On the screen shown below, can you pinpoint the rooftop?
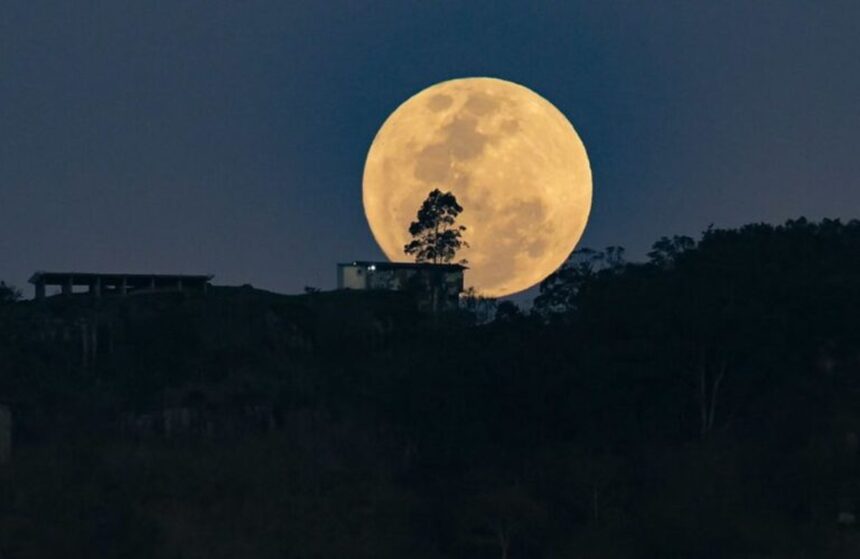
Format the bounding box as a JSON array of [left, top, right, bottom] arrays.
[[339, 261, 467, 271], [29, 272, 214, 285]]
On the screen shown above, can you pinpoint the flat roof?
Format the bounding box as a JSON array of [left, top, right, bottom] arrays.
[[338, 261, 466, 271], [29, 272, 214, 284]]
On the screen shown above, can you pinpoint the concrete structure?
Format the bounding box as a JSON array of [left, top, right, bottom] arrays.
[[337, 261, 466, 311], [29, 272, 213, 300]]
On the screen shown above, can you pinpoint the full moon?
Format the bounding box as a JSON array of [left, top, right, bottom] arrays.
[[363, 77, 592, 298]]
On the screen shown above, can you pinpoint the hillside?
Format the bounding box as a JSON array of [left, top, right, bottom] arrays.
[[0, 218, 859, 558]]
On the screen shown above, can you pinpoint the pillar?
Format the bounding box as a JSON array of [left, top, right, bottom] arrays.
[[0, 404, 11, 465], [120, 277, 128, 296], [35, 281, 45, 300], [91, 277, 101, 298], [62, 276, 72, 296]]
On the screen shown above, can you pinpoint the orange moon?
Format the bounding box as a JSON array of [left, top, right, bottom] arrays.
[[363, 77, 592, 298]]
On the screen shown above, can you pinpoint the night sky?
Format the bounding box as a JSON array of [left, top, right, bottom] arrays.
[[2, 1, 858, 298]]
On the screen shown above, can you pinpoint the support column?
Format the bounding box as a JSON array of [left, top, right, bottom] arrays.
[[62, 276, 72, 296], [35, 281, 45, 300], [0, 404, 10, 465], [91, 277, 101, 299], [120, 277, 128, 296]]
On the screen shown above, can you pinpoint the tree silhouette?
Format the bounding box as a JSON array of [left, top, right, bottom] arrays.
[[461, 286, 497, 324], [0, 281, 20, 305], [494, 301, 523, 322], [404, 189, 469, 264], [533, 246, 625, 318], [647, 235, 695, 268]]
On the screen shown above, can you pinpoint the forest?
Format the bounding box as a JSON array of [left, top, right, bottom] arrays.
[[0, 217, 858, 558]]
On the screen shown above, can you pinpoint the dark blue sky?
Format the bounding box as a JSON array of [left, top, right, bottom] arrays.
[[2, 1, 858, 297]]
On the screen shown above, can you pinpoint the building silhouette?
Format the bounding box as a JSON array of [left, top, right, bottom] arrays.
[[336, 261, 465, 311], [29, 272, 213, 300]]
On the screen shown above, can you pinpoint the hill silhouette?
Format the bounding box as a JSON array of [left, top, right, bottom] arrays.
[[0, 217, 859, 558]]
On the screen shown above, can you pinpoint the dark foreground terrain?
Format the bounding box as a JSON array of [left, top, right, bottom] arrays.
[[1, 218, 859, 558]]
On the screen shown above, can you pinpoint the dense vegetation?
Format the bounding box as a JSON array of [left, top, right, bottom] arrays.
[[0, 218, 859, 558]]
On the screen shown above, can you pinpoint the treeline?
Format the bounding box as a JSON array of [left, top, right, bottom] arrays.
[[0, 218, 858, 558]]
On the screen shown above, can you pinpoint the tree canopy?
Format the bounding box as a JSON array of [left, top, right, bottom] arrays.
[[0, 281, 21, 305], [404, 189, 469, 264]]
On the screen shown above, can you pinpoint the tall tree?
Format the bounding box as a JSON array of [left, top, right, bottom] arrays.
[[404, 189, 469, 264]]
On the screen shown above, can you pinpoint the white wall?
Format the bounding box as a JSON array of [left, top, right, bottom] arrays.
[[339, 266, 368, 290]]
